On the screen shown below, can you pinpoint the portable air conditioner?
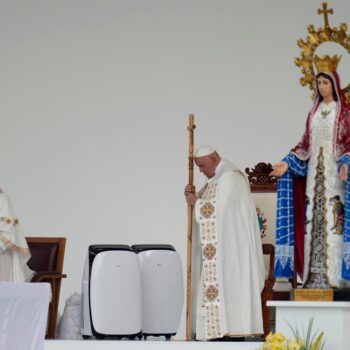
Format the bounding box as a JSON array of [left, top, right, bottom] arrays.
[[132, 244, 184, 339], [81, 245, 142, 339]]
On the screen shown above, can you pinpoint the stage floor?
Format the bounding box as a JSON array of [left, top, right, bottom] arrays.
[[45, 340, 263, 350]]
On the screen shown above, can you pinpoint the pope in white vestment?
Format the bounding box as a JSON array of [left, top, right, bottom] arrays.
[[185, 146, 265, 340], [0, 190, 33, 282]]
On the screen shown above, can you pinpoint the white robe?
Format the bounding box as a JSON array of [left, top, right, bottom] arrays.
[[191, 159, 265, 340], [0, 193, 33, 282]]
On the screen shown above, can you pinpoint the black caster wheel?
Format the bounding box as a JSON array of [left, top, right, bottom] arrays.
[[82, 335, 90, 340]]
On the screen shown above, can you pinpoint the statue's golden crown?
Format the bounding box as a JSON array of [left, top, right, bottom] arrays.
[[313, 54, 341, 73]]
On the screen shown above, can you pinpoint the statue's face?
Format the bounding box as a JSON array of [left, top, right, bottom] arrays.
[[195, 155, 216, 179], [317, 75, 333, 101]]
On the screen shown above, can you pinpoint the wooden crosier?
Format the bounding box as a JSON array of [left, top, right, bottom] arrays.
[[186, 114, 195, 341]]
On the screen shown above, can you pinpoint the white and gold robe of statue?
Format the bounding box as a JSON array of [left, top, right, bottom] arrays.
[[191, 159, 265, 340], [303, 101, 349, 288], [0, 192, 33, 282]]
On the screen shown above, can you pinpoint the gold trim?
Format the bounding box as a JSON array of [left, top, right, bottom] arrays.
[[294, 2, 350, 104]]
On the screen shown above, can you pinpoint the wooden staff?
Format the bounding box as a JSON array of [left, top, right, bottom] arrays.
[[186, 114, 196, 341]]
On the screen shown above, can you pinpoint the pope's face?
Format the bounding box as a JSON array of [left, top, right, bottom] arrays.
[[195, 156, 216, 178], [317, 76, 333, 101]]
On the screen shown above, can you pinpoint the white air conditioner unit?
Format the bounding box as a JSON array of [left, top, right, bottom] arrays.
[[81, 245, 142, 339], [132, 244, 184, 340]]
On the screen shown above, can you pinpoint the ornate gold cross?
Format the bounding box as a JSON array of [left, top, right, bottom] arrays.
[[318, 2, 333, 28]]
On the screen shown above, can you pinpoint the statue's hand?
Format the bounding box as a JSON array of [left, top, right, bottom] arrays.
[[270, 162, 289, 177], [339, 164, 348, 181]]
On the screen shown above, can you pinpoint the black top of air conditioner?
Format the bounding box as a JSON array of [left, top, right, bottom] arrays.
[[89, 245, 133, 254], [131, 244, 175, 253]]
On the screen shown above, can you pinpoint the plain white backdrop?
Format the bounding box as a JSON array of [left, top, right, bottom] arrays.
[[1, 0, 350, 339]]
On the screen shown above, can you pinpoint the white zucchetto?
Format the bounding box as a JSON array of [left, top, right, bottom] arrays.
[[195, 145, 216, 158]]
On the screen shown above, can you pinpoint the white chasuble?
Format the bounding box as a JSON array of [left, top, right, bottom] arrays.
[[0, 193, 33, 282], [192, 160, 265, 340]]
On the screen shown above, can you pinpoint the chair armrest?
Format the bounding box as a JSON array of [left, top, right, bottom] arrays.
[[262, 243, 276, 290], [264, 277, 276, 291], [31, 271, 67, 283]]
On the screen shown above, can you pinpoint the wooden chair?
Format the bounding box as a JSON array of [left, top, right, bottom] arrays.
[[26, 237, 67, 339], [261, 243, 275, 335], [245, 162, 277, 336], [246, 162, 297, 334]]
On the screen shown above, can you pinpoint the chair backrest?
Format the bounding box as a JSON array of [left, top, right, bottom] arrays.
[[245, 162, 277, 245], [26, 237, 66, 273]]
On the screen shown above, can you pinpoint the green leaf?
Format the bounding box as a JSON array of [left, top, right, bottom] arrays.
[[305, 318, 314, 348]]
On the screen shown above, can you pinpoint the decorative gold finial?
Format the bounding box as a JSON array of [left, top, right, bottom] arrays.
[[294, 3, 350, 104], [314, 54, 341, 73], [318, 2, 333, 28]]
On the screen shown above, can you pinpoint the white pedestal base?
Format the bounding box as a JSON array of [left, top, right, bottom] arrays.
[[44, 340, 263, 350], [267, 301, 350, 350]]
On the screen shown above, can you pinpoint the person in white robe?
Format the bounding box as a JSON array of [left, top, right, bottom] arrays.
[[184, 146, 265, 340], [0, 189, 33, 281]]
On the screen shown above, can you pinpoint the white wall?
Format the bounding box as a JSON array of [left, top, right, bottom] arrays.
[[1, 0, 350, 338]]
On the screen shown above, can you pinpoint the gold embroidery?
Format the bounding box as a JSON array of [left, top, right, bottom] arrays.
[[1, 217, 19, 226], [200, 202, 215, 218], [200, 221, 217, 241], [200, 180, 222, 339], [203, 243, 216, 260], [201, 183, 217, 200], [205, 304, 222, 338], [205, 285, 219, 302]]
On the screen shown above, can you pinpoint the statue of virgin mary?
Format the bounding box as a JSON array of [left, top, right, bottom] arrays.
[[272, 54, 350, 288]]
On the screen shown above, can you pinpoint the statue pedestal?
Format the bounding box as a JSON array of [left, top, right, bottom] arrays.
[[267, 301, 350, 350]]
